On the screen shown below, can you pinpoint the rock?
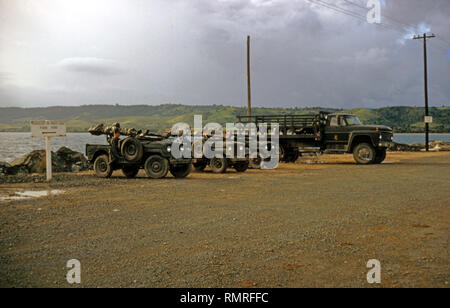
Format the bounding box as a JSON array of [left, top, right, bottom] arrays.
[[429, 140, 450, 151], [56, 147, 90, 172], [7, 147, 90, 175], [410, 142, 425, 148], [0, 161, 11, 175], [389, 142, 424, 152], [10, 150, 50, 174]]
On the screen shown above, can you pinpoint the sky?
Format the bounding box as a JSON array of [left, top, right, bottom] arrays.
[[0, 0, 449, 109]]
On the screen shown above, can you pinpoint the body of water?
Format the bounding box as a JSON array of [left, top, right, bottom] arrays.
[[0, 132, 449, 163], [393, 134, 450, 145], [0, 133, 107, 163]]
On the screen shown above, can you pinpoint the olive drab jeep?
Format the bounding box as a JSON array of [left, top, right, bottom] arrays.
[[86, 124, 192, 179]]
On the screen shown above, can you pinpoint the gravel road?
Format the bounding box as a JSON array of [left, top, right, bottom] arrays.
[[0, 152, 449, 288]]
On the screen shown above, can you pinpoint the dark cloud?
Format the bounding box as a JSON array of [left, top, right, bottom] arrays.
[[0, 0, 448, 108], [57, 57, 125, 76]]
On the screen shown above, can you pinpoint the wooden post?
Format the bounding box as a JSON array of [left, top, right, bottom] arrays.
[[247, 35, 252, 117], [45, 136, 52, 181]]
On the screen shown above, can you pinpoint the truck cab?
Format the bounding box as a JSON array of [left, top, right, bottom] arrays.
[[323, 113, 394, 164]]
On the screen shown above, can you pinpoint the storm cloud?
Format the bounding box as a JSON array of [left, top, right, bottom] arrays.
[[57, 57, 124, 75], [0, 0, 449, 108]]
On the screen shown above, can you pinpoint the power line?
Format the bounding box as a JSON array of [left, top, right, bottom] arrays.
[[307, 0, 405, 35], [306, 0, 449, 54], [342, 0, 450, 51]]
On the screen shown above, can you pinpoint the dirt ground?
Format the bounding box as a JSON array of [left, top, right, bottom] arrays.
[[0, 152, 449, 288]]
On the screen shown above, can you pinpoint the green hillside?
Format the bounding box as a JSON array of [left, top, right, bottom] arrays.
[[0, 105, 448, 133]]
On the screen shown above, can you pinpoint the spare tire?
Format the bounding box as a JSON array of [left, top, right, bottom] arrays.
[[121, 137, 143, 163]]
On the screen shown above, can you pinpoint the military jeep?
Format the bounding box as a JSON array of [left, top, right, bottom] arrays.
[[86, 126, 192, 179]]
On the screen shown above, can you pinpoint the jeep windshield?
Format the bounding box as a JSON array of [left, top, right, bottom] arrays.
[[343, 115, 362, 126]]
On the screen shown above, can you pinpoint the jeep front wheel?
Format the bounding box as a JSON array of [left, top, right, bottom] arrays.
[[122, 166, 140, 178], [94, 155, 113, 178], [144, 155, 169, 179], [170, 164, 192, 178], [353, 143, 376, 164]]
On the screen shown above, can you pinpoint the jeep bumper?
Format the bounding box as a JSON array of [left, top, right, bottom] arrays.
[[378, 141, 394, 148]]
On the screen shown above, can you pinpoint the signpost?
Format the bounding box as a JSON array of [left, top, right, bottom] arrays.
[[30, 121, 66, 181]]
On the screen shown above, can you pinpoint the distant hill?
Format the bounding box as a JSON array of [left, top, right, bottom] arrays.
[[0, 104, 449, 133]]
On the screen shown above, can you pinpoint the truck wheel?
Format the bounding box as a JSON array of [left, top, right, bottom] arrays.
[[121, 137, 143, 163], [353, 143, 376, 164], [144, 155, 169, 179], [234, 161, 249, 172], [210, 158, 228, 173], [94, 155, 113, 178], [373, 149, 387, 164], [249, 157, 262, 169], [193, 161, 207, 172], [170, 164, 192, 178], [288, 150, 299, 163], [278, 146, 285, 162], [122, 166, 140, 178]]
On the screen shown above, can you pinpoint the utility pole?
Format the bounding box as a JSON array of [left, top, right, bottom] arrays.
[[413, 33, 435, 152], [247, 35, 252, 117]]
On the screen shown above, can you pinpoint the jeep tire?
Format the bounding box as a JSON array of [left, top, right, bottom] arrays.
[[121, 137, 144, 163], [94, 155, 113, 178], [144, 155, 169, 179], [170, 164, 192, 178]]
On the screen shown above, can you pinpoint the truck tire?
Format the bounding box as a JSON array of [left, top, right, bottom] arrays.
[[121, 137, 143, 163], [122, 166, 140, 178], [373, 149, 387, 164], [353, 143, 376, 164], [170, 164, 192, 178], [234, 161, 249, 172], [144, 155, 169, 179], [210, 157, 228, 173], [249, 157, 262, 169], [94, 155, 113, 178], [278, 145, 285, 162], [193, 160, 207, 171]]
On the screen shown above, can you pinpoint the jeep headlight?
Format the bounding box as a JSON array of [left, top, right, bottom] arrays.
[[239, 145, 244, 152], [167, 145, 171, 152], [379, 134, 383, 140]]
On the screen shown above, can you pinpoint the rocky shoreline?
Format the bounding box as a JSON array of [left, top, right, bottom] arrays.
[[0, 147, 90, 184], [388, 140, 450, 152]]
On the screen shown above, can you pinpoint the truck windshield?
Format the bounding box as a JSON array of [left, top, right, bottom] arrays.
[[344, 116, 362, 125]]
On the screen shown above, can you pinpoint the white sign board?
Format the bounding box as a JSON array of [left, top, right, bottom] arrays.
[[424, 116, 433, 124], [30, 121, 66, 181], [31, 120, 66, 138]]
